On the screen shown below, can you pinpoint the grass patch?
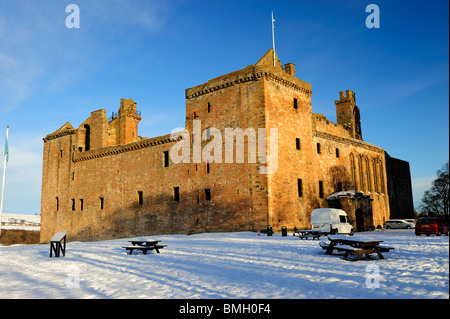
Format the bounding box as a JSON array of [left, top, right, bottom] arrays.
[[0, 229, 40, 246]]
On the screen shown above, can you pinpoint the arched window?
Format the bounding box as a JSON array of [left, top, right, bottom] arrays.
[[379, 160, 386, 194], [373, 158, 379, 193], [365, 157, 372, 192], [358, 155, 364, 192], [350, 153, 356, 190]]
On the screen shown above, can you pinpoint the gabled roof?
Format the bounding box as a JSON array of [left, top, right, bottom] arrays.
[[255, 48, 283, 69]]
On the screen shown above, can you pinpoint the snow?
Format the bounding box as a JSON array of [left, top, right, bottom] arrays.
[[1, 213, 40, 231], [0, 229, 448, 299]]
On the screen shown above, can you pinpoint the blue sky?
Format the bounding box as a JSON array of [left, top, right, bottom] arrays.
[[0, 0, 448, 215]]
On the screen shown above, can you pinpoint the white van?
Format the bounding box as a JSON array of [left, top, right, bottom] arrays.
[[310, 208, 354, 235]]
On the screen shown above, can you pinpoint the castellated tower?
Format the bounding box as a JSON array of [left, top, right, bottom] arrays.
[[40, 49, 411, 243], [335, 90, 363, 140]]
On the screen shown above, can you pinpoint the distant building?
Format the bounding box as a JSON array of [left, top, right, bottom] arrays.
[[40, 49, 414, 242]]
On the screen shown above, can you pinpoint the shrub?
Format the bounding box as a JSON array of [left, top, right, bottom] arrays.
[[0, 230, 40, 246]]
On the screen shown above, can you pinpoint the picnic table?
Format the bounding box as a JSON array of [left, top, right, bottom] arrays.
[[122, 239, 167, 255], [319, 235, 394, 261], [296, 229, 323, 240]]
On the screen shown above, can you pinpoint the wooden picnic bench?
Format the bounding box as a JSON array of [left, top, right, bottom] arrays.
[[50, 232, 67, 258], [122, 240, 167, 255], [319, 235, 394, 261], [296, 229, 323, 240]]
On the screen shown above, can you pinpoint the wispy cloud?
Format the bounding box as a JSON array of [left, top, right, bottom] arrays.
[[0, 0, 171, 113]]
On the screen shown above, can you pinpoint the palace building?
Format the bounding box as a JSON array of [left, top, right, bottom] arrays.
[[40, 49, 414, 242]]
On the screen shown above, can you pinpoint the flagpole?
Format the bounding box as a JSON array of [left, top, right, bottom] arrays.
[[272, 11, 276, 67], [0, 126, 9, 237]]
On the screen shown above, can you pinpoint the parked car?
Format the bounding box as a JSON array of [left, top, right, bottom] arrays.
[[310, 208, 354, 235], [404, 219, 417, 227], [415, 217, 449, 236], [384, 219, 415, 229]]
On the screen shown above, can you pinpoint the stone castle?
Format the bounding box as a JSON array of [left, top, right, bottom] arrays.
[[40, 49, 414, 242]]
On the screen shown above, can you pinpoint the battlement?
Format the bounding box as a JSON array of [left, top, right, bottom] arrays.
[[335, 89, 356, 104]]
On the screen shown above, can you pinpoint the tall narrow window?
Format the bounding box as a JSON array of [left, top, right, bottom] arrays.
[[296, 138, 301, 150], [319, 181, 324, 198], [337, 182, 343, 192], [373, 159, 379, 193], [207, 102, 211, 113], [379, 161, 386, 194], [79, 199, 84, 211], [365, 157, 372, 192], [138, 191, 143, 205], [205, 127, 211, 141], [56, 197, 59, 211], [99, 197, 104, 210], [71, 199, 75, 211], [359, 155, 364, 191], [336, 148, 340, 158], [297, 179, 303, 197], [293, 98, 298, 109], [204, 189, 211, 201], [317, 143, 321, 154], [206, 162, 210, 174], [163, 151, 169, 167], [350, 154, 356, 190], [84, 124, 90, 151], [173, 187, 180, 202]]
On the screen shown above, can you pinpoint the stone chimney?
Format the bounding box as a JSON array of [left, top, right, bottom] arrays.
[[284, 63, 295, 77]]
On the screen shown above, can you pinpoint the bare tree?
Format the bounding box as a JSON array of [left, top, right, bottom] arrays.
[[420, 162, 449, 223]]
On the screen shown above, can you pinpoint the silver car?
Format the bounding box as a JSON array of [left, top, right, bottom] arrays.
[[384, 219, 415, 229]]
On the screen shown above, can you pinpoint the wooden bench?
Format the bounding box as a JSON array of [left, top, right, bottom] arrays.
[[50, 232, 67, 258], [299, 233, 321, 240], [297, 230, 322, 240], [122, 244, 167, 255]]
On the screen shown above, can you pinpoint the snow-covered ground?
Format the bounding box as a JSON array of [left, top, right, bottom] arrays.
[[0, 229, 448, 299]]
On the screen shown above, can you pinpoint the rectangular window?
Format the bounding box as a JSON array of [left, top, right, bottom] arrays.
[[206, 162, 210, 174], [207, 102, 211, 113], [204, 189, 211, 201], [297, 179, 303, 197], [173, 187, 180, 202], [317, 143, 321, 154], [319, 181, 324, 198], [296, 138, 301, 150], [56, 197, 59, 211], [293, 98, 298, 109], [336, 148, 340, 158], [205, 127, 211, 141], [193, 111, 197, 119], [337, 182, 343, 192], [99, 197, 104, 210], [71, 199, 75, 211], [138, 191, 143, 205], [163, 151, 169, 167], [79, 199, 84, 211]]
